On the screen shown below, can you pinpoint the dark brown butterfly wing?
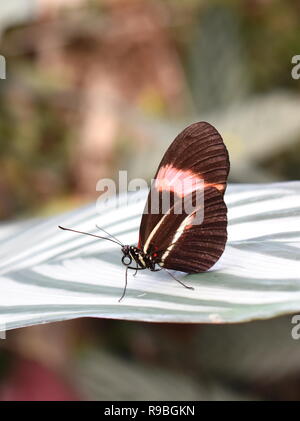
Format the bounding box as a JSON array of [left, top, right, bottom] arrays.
[[153, 121, 229, 194], [160, 187, 227, 272], [138, 121, 229, 272]]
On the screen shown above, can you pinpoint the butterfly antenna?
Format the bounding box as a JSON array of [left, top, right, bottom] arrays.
[[58, 226, 122, 247], [95, 224, 124, 246], [119, 265, 128, 302], [157, 264, 194, 290]]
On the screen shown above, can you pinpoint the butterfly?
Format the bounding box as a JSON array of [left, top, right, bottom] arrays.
[[59, 121, 230, 301]]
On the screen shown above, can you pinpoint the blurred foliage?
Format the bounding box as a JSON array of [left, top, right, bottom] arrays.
[[0, 0, 299, 220], [239, 0, 300, 93]]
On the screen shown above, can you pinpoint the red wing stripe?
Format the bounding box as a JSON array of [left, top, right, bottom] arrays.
[[155, 164, 225, 195], [155, 165, 204, 198]]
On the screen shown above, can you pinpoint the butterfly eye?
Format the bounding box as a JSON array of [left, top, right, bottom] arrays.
[[122, 255, 132, 266]]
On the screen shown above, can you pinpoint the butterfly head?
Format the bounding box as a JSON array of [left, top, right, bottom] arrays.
[[121, 245, 133, 266], [121, 245, 148, 269]]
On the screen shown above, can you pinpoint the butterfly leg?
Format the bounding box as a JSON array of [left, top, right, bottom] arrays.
[[157, 264, 194, 290], [132, 262, 139, 276], [119, 265, 129, 302], [119, 266, 146, 302], [127, 266, 145, 271]]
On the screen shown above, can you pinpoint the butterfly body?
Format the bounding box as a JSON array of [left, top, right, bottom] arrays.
[[121, 245, 161, 272]]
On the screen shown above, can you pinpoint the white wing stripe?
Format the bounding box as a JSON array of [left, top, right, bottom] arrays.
[[160, 213, 195, 263], [143, 211, 170, 253]]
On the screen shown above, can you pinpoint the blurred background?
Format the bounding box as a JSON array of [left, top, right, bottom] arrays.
[[0, 0, 300, 401]]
